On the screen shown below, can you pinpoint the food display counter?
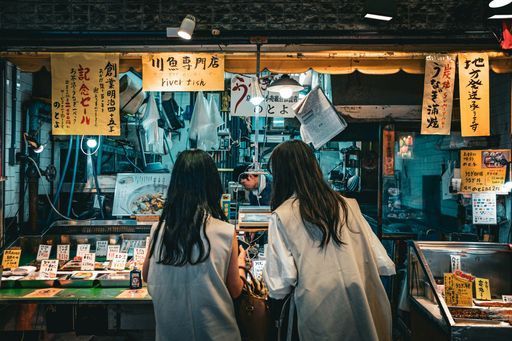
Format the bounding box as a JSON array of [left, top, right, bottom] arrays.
[[0, 220, 155, 335], [408, 241, 512, 341]]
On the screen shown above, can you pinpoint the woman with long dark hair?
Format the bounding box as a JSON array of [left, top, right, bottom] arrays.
[[143, 150, 246, 341], [263, 140, 395, 341]]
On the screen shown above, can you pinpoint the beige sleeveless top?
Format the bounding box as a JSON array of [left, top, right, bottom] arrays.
[[148, 217, 241, 341]]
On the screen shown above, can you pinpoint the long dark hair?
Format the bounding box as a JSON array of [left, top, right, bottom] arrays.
[[270, 140, 349, 248], [149, 149, 226, 265]]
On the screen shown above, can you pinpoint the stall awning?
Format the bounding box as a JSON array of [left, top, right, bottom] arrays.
[[2, 51, 512, 75]]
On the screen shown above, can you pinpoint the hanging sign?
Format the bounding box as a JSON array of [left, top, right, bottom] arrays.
[[460, 150, 510, 193], [458, 53, 490, 137], [472, 193, 497, 225], [421, 55, 455, 135], [142, 53, 224, 91], [51, 53, 120, 136], [230, 74, 299, 118], [383, 127, 395, 176], [1, 248, 22, 269]]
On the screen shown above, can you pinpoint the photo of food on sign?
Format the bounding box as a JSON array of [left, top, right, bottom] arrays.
[[482, 151, 509, 168]]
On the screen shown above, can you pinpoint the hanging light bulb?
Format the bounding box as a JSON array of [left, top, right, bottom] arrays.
[[249, 77, 264, 105], [267, 74, 304, 100], [86, 137, 98, 149], [489, 0, 512, 8]]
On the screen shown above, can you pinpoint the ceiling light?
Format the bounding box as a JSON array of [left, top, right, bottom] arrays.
[[249, 77, 264, 105], [364, 0, 396, 21], [267, 74, 304, 100], [489, 0, 512, 8], [178, 15, 196, 40], [489, 14, 512, 18]]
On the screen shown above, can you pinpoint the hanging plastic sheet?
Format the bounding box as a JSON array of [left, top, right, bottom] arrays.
[[142, 94, 164, 154], [189, 92, 225, 150]]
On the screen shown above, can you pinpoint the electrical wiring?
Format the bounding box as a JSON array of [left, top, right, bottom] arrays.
[[26, 156, 94, 222], [121, 144, 143, 173]]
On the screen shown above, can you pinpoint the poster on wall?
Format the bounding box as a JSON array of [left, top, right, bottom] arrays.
[[51, 53, 120, 135], [420, 55, 455, 135], [112, 173, 171, 216], [142, 53, 224, 91], [383, 127, 395, 176], [460, 149, 510, 193], [472, 192, 497, 225], [230, 74, 299, 118], [458, 53, 490, 137]]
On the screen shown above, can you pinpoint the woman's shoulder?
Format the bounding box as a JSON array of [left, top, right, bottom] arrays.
[[208, 216, 235, 231]]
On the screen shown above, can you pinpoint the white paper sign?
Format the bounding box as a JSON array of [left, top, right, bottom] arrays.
[[252, 260, 266, 279], [111, 252, 128, 270], [76, 244, 91, 258], [230, 74, 299, 118], [36, 245, 52, 261], [472, 193, 497, 225], [38, 260, 59, 279], [503, 295, 512, 303], [107, 245, 121, 261], [133, 248, 147, 265], [57, 245, 70, 261], [450, 255, 461, 272], [81, 253, 96, 271], [96, 241, 108, 257]]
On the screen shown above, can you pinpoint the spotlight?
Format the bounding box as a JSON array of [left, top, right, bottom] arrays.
[[267, 74, 304, 100], [178, 15, 196, 40], [489, 0, 512, 8], [249, 77, 264, 105], [364, 0, 395, 21], [86, 138, 98, 149], [23, 133, 44, 154]]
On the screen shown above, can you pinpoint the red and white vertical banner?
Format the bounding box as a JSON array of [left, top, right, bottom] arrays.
[[421, 55, 455, 135], [458, 53, 490, 137], [51, 53, 120, 136]]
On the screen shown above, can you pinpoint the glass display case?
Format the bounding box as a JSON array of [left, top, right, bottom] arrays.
[[408, 241, 512, 340]]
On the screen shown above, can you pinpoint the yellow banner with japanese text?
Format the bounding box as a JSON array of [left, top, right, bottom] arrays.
[[458, 53, 490, 137], [142, 53, 225, 91], [421, 55, 455, 135], [460, 149, 510, 193], [51, 53, 120, 136]]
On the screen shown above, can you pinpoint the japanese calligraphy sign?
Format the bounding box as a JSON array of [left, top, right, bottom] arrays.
[[421, 55, 455, 135], [461, 150, 510, 193], [57, 245, 70, 261], [383, 127, 395, 176], [1, 248, 21, 269], [142, 53, 224, 91], [51, 53, 120, 135], [444, 272, 473, 307], [230, 74, 299, 118], [474, 278, 491, 301], [458, 53, 490, 137], [36, 245, 52, 261]]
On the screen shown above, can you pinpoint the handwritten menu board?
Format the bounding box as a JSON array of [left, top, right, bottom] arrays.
[[142, 53, 224, 91], [472, 193, 497, 225], [460, 150, 510, 193], [51, 53, 120, 136], [421, 55, 455, 135], [444, 272, 473, 307], [1, 248, 21, 269], [475, 278, 491, 301], [458, 53, 490, 137]]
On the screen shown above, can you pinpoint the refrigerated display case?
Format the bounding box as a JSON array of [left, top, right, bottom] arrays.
[[408, 241, 512, 341]]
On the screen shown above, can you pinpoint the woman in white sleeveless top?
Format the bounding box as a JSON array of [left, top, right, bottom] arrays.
[[143, 150, 247, 341], [263, 140, 395, 341]]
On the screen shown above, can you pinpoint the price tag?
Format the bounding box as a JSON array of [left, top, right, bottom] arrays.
[[503, 295, 512, 303], [38, 260, 59, 279], [444, 272, 473, 307], [133, 248, 146, 265], [96, 241, 108, 257], [450, 255, 461, 272], [474, 277, 491, 301], [76, 244, 91, 258], [57, 245, 70, 261], [107, 245, 120, 261], [2, 248, 22, 269], [111, 252, 128, 270], [252, 260, 266, 279], [81, 253, 96, 271], [36, 245, 52, 261]]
